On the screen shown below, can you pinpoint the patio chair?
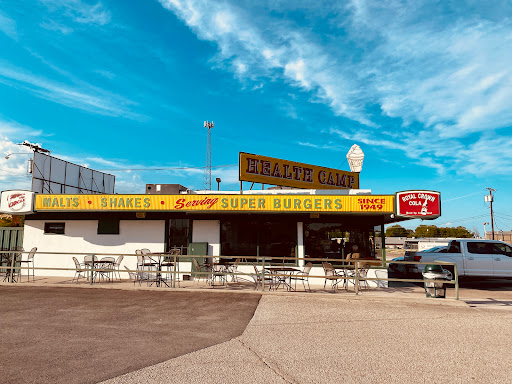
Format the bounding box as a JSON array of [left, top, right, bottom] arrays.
[[114, 255, 124, 280], [124, 266, 137, 281], [322, 262, 342, 291], [72, 257, 86, 283], [344, 262, 370, 291], [290, 262, 313, 291], [18, 247, 37, 282], [230, 258, 241, 282], [135, 255, 144, 285], [358, 265, 370, 290], [98, 257, 116, 282], [161, 249, 181, 287], [192, 258, 210, 285], [135, 254, 157, 286], [344, 262, 370, 290], [210, 263, 227, 286], [252, 264, 274, 290], [84, 255, 98, 281]]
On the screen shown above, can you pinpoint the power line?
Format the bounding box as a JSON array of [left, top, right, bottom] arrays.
[[442, 213, 488, 225], [444, 190, 486, 202], [95, 164, 237, 172]]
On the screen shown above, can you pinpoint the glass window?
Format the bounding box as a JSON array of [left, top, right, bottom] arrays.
[[467, 242, 495, 255], [97, 218, 119, 234], [448, 241, 461, 253], [259, 221, 297, 264], [44, 222, 65, 234], [221, 218, 297, 265], [492, 243, 512, 256], [304, 222, 379, 266], [168, 219, 190, 255]]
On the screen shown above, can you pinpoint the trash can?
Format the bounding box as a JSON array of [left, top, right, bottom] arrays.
[[422, 264, 450, 298]]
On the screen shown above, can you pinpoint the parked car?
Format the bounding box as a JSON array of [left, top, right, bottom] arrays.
[[405, 239, 512, 278], [389, 246, 449, 277]]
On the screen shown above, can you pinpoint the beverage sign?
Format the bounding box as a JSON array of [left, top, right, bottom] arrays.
[[239, 152, 359, 190], [396, 191, 441, 219], [0, 190, 35, 214]]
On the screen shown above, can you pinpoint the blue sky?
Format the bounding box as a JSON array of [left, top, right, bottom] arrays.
[[1, 0, 512, 234]]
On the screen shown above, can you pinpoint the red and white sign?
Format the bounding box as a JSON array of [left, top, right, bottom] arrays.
[[396, 190, 441, 219], [0, 190, 34, 214]]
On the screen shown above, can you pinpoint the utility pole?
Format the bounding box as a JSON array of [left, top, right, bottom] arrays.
[[485, 188, 495, 240], [203, 121, 214, 190], [482, 222, 489, 239]]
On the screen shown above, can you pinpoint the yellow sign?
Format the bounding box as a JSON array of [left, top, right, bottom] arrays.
[[239, 152, 360, 190], [35, 194, 393, 213]]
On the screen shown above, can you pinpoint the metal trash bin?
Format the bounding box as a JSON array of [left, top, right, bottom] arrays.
[[422, 264, 450, 298]]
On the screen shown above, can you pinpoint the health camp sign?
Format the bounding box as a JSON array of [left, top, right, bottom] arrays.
[[396, 190, 441, 219], [35, 194, 394, 214], [239, 152, 359, 190]]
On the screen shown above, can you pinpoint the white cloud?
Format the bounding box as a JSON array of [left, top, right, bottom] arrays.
[[41, 0, 111, 26], [158, 0, 512, 176], [0, 137, 33, 188], [0, 63, 143, 119], [0, 119, 44, 138], [0, 11, 17, 40], [40, 20, 74, 34], [158, 0, 374, 126]]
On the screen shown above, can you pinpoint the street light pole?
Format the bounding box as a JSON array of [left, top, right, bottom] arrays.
[[482, 222, 489, 239], [485, 188, 496, 240]]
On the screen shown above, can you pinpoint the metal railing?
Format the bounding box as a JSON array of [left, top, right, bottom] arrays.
[[0, 250, 459, 300]]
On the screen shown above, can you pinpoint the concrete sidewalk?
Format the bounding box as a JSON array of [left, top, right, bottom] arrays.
[[103, 294, 512, 384]]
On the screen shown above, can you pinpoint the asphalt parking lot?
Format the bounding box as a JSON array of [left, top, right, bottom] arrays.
[[105, 294, 512, 384], [0, 287, 261, 384], [3, 281, 512, 384]]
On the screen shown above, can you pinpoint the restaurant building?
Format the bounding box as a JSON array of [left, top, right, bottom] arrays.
[[0, 152, 442, 285]]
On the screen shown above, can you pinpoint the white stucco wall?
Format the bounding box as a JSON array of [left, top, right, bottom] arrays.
[[192, 220, 220, 257], [23, 220, 165, 277]]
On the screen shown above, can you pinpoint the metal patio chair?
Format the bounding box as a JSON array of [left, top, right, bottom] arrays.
[[192, 258, 210, 285], [97, 257, 116, 282], [72, 257, 86, 283], [290, 262, 313, 291], [18, 247, 37, 282], [84, 255, 98, 282], [252, 264, 274, 290], [114, 255, 124, 281], [322, 262, 342, 291]]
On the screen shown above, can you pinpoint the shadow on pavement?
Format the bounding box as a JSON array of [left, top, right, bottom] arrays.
[[0, 286, 261, 384]]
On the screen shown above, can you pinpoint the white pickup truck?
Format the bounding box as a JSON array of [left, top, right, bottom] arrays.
[[405, 239, 512, 277]]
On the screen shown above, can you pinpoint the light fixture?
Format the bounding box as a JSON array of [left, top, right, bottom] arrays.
[[5, 152, 30, 160], [216, 177, 221, 191], [346, 144, 365, 173]]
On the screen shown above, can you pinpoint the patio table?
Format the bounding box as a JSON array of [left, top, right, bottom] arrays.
[[265, 267, 300, 291], [84, 257, 115, 283], [146, 254, 170, 287]]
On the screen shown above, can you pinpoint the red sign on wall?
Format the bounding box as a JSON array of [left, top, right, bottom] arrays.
[[396, 191, 441, 219]]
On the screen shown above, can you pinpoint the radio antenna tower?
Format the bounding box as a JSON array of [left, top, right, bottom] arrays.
[[203, 121, 214, 190]]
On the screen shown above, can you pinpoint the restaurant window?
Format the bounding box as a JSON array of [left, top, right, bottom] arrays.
[[304, 223, 380, 266], [221, 217, 297, 265], [167, 219, 190, 255], [44, 222, 65, 234], [97, 218, 120, 235]]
